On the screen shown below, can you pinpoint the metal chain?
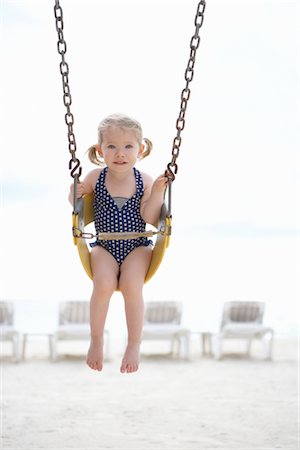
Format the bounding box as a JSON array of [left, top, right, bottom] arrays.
[[54, 0, 82, 180], [53, 0, 205, 182], [167, 0, 206, 181]]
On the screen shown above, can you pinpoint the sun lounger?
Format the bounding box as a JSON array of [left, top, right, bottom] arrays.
[[142, 301, 190, 359], [51, 301, 110, 360], [0, 301, 20, 361], [211, 301, 274, 360]]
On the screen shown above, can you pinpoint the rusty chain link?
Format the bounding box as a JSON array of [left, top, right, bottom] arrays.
[[167, 0, 206, 181], [54, 0, 82, 180]]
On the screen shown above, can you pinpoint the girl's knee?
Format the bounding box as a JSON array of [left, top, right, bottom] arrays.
[[119, 276, 143, 298], [93, 276, 118, 297]]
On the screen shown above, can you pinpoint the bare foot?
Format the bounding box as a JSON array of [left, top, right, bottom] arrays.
[[86, 339, 103, 371], [120, 343, 140, 374]]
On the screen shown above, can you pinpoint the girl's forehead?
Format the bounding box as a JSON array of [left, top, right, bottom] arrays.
[[101, 126, 139, 141]]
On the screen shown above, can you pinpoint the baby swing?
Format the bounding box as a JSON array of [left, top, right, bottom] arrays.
[[53, 0, 206, 283]]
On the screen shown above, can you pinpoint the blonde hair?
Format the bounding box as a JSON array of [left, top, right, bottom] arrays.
[[87, 113, 153, 166]]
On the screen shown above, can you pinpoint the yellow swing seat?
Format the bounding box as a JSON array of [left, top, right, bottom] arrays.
[[72, 192, 171, 284]]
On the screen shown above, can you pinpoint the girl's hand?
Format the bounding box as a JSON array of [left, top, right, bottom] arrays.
[[69, 182, 86, 199], [151, 174, 169, 194]]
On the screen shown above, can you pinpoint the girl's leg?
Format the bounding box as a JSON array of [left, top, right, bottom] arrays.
[[87, 246, 119, 371], [118, 246, 152, 373]]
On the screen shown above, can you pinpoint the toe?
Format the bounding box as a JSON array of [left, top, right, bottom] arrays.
[[95, 361, 102, 371], [86, 359, 92, 368]]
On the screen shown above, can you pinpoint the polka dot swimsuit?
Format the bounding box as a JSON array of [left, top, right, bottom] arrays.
[[90, 167, 152, 266]]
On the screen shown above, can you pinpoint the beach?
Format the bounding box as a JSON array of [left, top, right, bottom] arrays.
[[1, 337, 298, 450]]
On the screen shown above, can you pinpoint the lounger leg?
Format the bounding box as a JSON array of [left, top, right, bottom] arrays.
[[12, 335, 20, 362], [202, 332, 212, 356], [212, 334, 222, 360], [50, 335, 58, 361], [22, 334, 27, 361], [180, 333, 190, 360], [185, 334, 190, 360], [264, 331, 274, 360], [206, 333, 213, 356]]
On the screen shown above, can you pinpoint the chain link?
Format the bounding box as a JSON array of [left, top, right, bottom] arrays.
[[167, 0, 206, 181], [54, 0, 82, 179]]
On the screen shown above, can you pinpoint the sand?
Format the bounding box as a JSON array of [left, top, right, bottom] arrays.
[[1, 337, 298, 450]]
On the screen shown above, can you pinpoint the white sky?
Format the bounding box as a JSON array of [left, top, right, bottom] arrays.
[[0, 0, 299, 335]]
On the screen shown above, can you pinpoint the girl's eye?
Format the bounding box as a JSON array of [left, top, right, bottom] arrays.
[[125, 144, 133, 149], [107, 144, 115, 149]]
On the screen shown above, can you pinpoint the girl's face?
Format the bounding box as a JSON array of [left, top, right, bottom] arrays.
[[98, 127, 144, 171]]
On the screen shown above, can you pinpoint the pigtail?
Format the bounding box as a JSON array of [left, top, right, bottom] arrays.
[[87, 145, 105, 167], [139, 137, 153, 160]]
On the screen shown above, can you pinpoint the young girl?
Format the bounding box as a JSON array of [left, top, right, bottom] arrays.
[[69, 113, 168, 373]]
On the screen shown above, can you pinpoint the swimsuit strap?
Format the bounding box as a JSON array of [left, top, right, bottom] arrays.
[[99, 166, 108, 190], [133, 167, 144, 198]]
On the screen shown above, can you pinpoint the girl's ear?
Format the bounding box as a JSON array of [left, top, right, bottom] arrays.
[[95, 144, 103, 156], [138, 144, 144, 158]]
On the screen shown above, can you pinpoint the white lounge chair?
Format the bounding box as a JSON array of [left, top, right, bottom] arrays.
[[142, 301, 190, 359], [211, 301, 274, 360], [51, 301, 110, 360], [0, 301, 20, 361]]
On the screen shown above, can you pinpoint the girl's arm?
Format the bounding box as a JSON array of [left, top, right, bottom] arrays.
[[68, 168, 101, 206], [140, 173, 169, 226]]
